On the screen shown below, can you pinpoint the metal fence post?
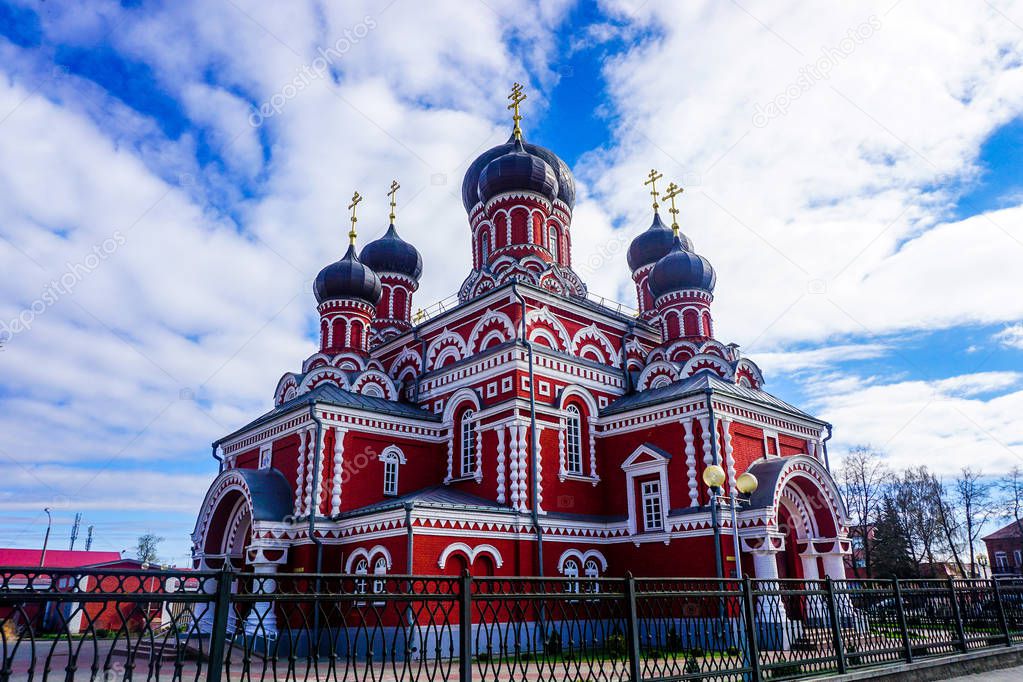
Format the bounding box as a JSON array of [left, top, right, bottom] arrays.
[[824, 577, 847, 674], [459, 570, 473, 682], [947, 578, 968, 653], [623, 572, 642, 682], [892, 578, 913, 663], [740, 577, 762, 682], [992, 578, 1011, 646], [206, 564, 234, 682]]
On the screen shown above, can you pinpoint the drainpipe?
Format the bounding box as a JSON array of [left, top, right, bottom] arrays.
[[620, 321, 635, 393], [512, 284, 544, 577], [413, 327, 427, 404], [822, 422, 833, 472], [705, 386, 725, 581], [307, 404, 325, 640], [212, 442, 224, 473], [404, 502, 415, 573]]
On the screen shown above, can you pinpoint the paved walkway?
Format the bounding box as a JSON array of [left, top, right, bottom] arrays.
[[947, 665, 1023, 680]]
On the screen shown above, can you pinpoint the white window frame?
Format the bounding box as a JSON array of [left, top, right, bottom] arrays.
[[379, 446, 406, 497], [373, 556, 388, 603], [460, 409, 476, 478], [548, 226, 559, 261], [584, 559, 601, 593], [642, 480, 664, 532], [355, 558, 369, 596], [1016, 550, 1022, 568], [621, 445, 671, 537], [563, 559, 580, 594], [566, 406, 583, 475], [996, 551, 1009, 570]]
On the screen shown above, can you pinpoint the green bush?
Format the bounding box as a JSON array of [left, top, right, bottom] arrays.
[[605, 633, 627, 657]]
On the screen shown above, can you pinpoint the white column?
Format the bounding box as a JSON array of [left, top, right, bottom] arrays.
[[535, 425, 544, 513], [751, 550, 787, 623], [588, 423, 598, 481], [244, 564, 278, 636], [558, 420, 567, 481], [330, 428, 346, 516], [496, 427, 507, 503], [517, 423, 529, 512], [312, 427, 326, 516], [821, 552, 847, 580], [445, 428, 454, 483], [474, 419, 483, 483], [295, 429, 307, 516], [721, 419, 736, 495], [800, 552, 827, 620], [509, 423, 521, 511], [684, 418, 698, 507], [303, 426, 315, 516]]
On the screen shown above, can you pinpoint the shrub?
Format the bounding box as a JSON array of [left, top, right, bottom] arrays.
[[545, 630, 562, 656], [605, 633, 627, 657]]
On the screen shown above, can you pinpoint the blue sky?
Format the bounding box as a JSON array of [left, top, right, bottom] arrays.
[[1, 0, 1022, 564]]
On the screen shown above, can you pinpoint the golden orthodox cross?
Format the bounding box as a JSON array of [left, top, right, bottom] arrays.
[[387, 180, 400, 223], [644, 169, 663, 211], [663, 182, 684, 236], [347, 191, 362, 245], [508, 83, 527, 140]]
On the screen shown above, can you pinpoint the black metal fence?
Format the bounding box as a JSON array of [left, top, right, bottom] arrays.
[[2, 566, 1022, 681]]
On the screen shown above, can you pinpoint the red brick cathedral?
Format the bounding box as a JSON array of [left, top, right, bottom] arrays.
[[192, 89, 850, 603]]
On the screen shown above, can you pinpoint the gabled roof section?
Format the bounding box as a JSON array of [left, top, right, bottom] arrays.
[[601, 371, 820, 422], [983, 520, 1023, 542], [218, 382, 440, 445], [343, 485, 508, 517]]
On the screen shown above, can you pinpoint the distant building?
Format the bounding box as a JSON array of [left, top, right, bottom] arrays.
[[983, 521, 1023, 576], [0, 548, 178, 634]]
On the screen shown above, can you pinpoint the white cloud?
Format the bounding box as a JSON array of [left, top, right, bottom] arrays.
[[995, 322, 1023, 350], [819, 371, 1023, 475], [753, 343, 889, 374]]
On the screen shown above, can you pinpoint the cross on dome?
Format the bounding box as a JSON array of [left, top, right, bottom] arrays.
[[644, 169, 663, 212], [347, 190, 363, 245], [663, 182, 684, 236], [508, 82, 527, 141], [387, 180, 400, 223]]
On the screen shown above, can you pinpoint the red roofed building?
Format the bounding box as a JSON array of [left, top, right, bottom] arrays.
[[191, 88, 851, 637], [0, 548, 120, 568], [983, 521, 1023, 576]]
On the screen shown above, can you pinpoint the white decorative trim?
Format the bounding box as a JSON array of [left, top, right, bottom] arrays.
[[330, 428, 347, 516], [721, 418, 735, 494], [496, 427, 506, 503], [344, 545, 393, 573], [437, 542, 504, 569], [621, 444, 671, 536], [684, 418, 698, 507], [557, 548, 609, 573]]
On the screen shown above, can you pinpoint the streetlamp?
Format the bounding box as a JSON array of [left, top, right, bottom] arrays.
[[40, 507, 53, 567], [702, 465, 759, 578]]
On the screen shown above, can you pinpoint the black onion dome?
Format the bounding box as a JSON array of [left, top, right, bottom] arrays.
[[314, 244, 382, 305], [648, 237, 716, 299], [462, 135, 574, 211], [360, 223, 423, 281], [478, 139, 559, 205], [627, 212, 693, 272]]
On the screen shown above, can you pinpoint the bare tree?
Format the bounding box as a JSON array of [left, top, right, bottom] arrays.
[[925, 475, 968, 577], [838, 446, 889, 575], [957, 467, 995, 578], [136, 533, 164, 563], [893, 466, 944, 568], [1002, 466, 1023, 538]]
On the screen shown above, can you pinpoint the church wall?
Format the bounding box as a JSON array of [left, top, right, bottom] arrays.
[[338, 431, 445, 512]]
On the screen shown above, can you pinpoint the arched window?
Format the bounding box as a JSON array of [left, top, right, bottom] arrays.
[[701, 311, 713, 338], [383, 456, 399, 496], [548, 226, 559, 262], [480, 233, 490, 265], [563, 558, 579, 594], [682, 309, 699, 337], [584, 558, 601, 594], [460, 409, 476, 477], [373, 556, 388, 596], [354, 558, 369, 594], [566, 405, 583, 475]]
